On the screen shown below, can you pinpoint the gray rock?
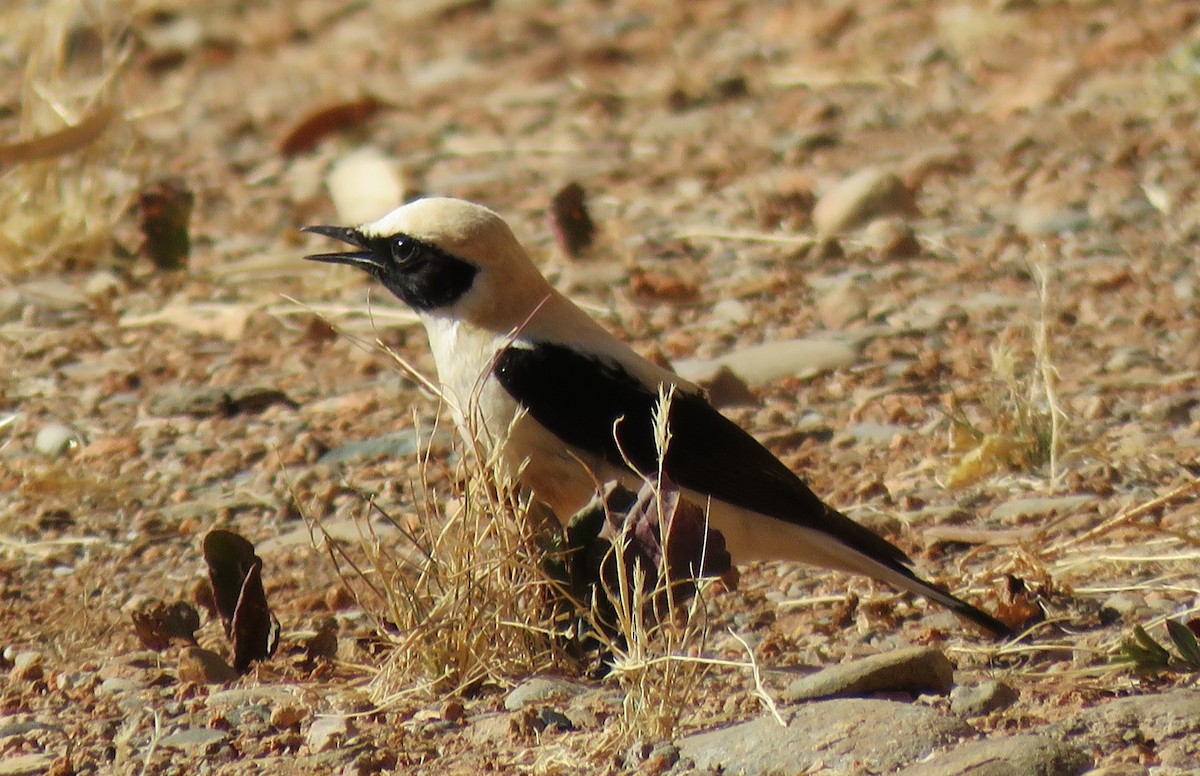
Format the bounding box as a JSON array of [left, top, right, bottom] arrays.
[[98, 677, 146, 695], [16, 279, 87, 312], [950, 680, 1018, 716], [988, 495, 1092, 522], [34, 423, 78, 457], [0, 719, 60, 740], [206, 685, 306, 710], [159, 728, 229, 751], [145, 385, 297, 418], [316, 431, 427, 465], [84, 270, 122, 299], [1051, 688, 1200, 751], [503, 676, 589, 711], [1015, 205, 1093, 235], [699, 366, 757, 409], [817, 282, 869, 329], [679, 698, 969, 774], [840, 422, 908, 445], [895, 734, 1089, 776], [786, 646, 955, 701], [306, 715, 353, 753], [675, 337, 860, 386], [178, 646, 238, 684], [864, 218, 921, 260], [813, 167, 918, 235], [0, 754, 56, 776], [0, 289, 22, 323]]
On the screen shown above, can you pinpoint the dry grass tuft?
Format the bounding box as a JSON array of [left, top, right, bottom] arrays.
[[945, 261, 1066, 487], [1, 0, 140, 274], [353, 419, 572, 701]]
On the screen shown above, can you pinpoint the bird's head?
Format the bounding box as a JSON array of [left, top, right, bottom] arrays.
[[304, 197, 549, 321]]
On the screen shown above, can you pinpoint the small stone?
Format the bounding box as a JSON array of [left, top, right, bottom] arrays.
[[178, 647, 239, 684], [10, 652, 43, 682], [817, 283, 869, 329], [710, 298, 752, 326], [813, 167, 918, 235], [98, 677, 146, 695], [504, 676, 589, 711], [84, 270, 122, 299], [537, 707, 574, 732], [645, 742, 680, 774], [34, 424, 78, 457], [675, 337, 861, 386], [271, 704, 306, 728], [306, 715, 353, 753], [441, 699, 465, 723], [327, 148, 404, 226], [159, 728, 229, 752], [0, 289, 22, 323], [864, 218, 921, 260], [988, 495, 1093, 522], [680, 698, 968, 774], [786, 646, 955, 701], [950, 680, 1018, 716], [893, 733, 1089, 776], [1015, 204, 1093, 235], [0, 754, 56, 776], [700, 366, 757, 409]]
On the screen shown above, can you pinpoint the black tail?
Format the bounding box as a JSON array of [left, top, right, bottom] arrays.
[[903, 569, 1014, 640]]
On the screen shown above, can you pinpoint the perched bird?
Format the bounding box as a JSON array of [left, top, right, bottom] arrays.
[[304, 197, 1012, 638]]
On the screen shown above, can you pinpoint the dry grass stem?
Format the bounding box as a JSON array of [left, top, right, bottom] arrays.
[[1052, 478, 1200, 551], [1, 0, 141, 273]]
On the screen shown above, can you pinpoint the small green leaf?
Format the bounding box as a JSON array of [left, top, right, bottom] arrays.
[[1122, 625, 1171, 670], [1167, 619, 1200, 669]]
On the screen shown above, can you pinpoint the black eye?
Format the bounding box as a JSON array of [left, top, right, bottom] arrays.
[[391, 237, 422, 267]]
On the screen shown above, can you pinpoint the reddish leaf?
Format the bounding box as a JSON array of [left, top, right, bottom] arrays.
[[131, 598, 200, 651], [549, 182, 596, 259], [137, 178, 194, 270], [278, 96, 384, 157], [202, 529, 280, 673]]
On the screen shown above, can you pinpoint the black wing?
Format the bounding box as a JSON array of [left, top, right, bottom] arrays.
[[492, 342, 911, 570]]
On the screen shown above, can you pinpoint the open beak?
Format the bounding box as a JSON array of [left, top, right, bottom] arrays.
[[301, 225, 384, 271]]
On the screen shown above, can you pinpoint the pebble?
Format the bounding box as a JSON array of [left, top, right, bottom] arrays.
[[327, 148, 405, 225], [894, 734, 1089, 776], [503, 676, 589, 711], [306, 715, 353, 753], [98, 677, 147, 695], [1014, 204, 1093, 235], [987, 495, 1093, 522], [864, 218, 921, 259], [34, 423, 78, 457], [675, 336, 861, 386], [84, 270, 122, 299], [10, 652, 43, 682], [817, 282, 869, 329], [178, 647, 239, 684], [699, 365, 758, 409], [207, 686, 305, 710], [316, 431, 430, 465], [710, 298, 752, 326], [159, 728, 229, 752], [950, 680, 1018, 716], [786, 646, 955, 701], [679, 698, 968, 774], [0, 754, 56, 776], [813, 167, 918, 235]]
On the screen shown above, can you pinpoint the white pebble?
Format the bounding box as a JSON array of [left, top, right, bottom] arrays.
[[35, 423, 78, 457]]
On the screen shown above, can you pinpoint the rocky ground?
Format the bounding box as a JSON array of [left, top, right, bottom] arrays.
[[3, 0, 1200, 774]]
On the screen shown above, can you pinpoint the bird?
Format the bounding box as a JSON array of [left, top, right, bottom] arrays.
[[303, 196, 1013, 639]]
